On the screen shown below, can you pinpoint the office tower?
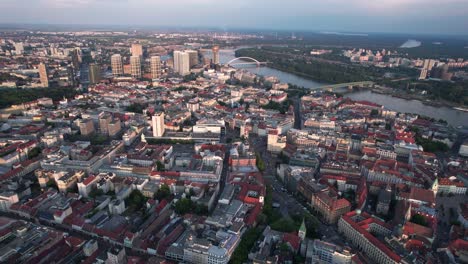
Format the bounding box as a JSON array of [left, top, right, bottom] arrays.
[[111, 54, 124, 77], [88, 63, 101, 84], [131, 43, 143, 57], [152, 112, 165, 138], [186, 50, 199, 68], [173, 51, 190, 76], [38, 63, 49, 87], [67, 66, 76, 87], [212, 45, 220, 65], [130, 56, 142, 79], [150, 56, 161, 79], [71, 49, 81, 69]]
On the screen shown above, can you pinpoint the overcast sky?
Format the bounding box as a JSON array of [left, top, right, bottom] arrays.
[[2, 0, 468, 35]]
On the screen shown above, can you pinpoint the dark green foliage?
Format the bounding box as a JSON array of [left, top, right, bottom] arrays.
[[0, 87, 80, 109], [155, 184, 171, 201], [125, 103, 146, 114], [174, 198, 208, 216], [255, 152, 266, 172], [261, 100, 290, 114], [410, 214, 428, 227], [229, 227, 262, 264], [125, 190, 147, 211], [416, 136, 449, 153]]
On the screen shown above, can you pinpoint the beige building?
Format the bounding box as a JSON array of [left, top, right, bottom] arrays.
[[79, 119, 95, 136], [89, 63, 101, 84], [130, 56, 142, 79], [131, 43, 143, 57], [38, 63, 49, 87], [150, 56, 161, 79], [152, 112, 165, 138], [111, 54, 124, 77]]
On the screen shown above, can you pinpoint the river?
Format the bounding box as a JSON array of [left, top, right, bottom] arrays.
[[205, 48, 468, 127]]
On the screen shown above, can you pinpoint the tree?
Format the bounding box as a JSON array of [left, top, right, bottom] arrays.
[[370, 109, 379, 117], [27, 147, 41, 159], [230, 227, 262, 264], [156, 161, 165, 171], [155, 184, 171, 200], [410, 214, 428, 227], [256, 152, 266, 172], [125, 190, 147, 211], [174, 198, 194, 215]]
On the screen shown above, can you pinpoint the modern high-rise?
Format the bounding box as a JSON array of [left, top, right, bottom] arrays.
[[130, 56, 142, 79], [131, 43, 143, 57], [111, 54, 124, 77], [173, 51, 190, 76], [212, 45, 220, 65], [186, 50, 199, 68], [38, 63, 49, 87], [88, 63, 101, 84], [150, 56, 161, 79], [152, 112, 165, 138]]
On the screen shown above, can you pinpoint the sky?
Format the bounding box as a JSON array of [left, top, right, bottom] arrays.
[[1, 0, 468, 35]]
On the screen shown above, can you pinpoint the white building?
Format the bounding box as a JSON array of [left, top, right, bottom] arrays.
[[174, 51, 190, 76], [152, 112, 165, 138]]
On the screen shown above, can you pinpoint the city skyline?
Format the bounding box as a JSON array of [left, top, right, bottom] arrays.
[[1, 0, 468, 35]]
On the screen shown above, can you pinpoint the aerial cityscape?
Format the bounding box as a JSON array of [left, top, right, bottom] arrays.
[[0, 1, 468, 264]]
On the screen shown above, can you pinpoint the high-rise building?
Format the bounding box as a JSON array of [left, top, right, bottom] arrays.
[[14, 42, 24, 55], [150, 56, 161, 79], [71, 49, 81, 69], [186, 50, 199, 68], [152, 112, 165, 138], [173, 51, 190, 76], [88, 63, 101, 84], [99, 113, 112, 135], [79, 119, 95, 136], [38, 63, 49, 87], [111, 54, 124, 77], [130, 56, 142, 79], [131, 43, 143, 57], [67, 66, 76, 87], [212, 45, 220, 65]]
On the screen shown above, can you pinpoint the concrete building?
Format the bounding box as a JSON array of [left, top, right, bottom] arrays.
[[79, 119, 95, 136], [130, 56, 142, 79], [131, 43, 143, 57], [174, 51, 190, 76], [186, 50, 199, 68], [212, 45, 220, 65], [111, 54, 124, 77], [99, 113, 112, 135], [88, 63, 101, 84], [152, 112, 165, 138], [150, 56, 161, 79], [308, 240, 353, 264], [38, 63, 49, 87], [338, 211, 401, 264], [311, 188, 351, 224]]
